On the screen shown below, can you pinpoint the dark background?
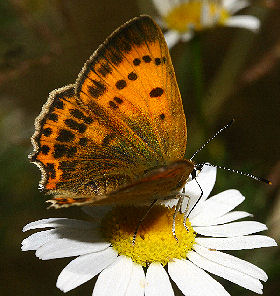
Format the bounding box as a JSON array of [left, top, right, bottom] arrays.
[[0, 0, 279, 295]]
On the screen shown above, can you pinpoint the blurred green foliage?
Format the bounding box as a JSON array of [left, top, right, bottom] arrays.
[[0, 0, 279, 295]]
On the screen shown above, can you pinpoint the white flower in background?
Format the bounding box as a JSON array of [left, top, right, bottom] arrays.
[[22, 166, 276, 295], [152, 0, 261, 48]]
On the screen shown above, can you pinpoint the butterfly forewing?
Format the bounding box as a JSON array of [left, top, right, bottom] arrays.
[[76, 15, 186, 164]]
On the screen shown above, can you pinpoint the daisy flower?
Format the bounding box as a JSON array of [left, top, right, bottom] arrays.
[[152, 0, 261, 48], [22, 165, 276, 295]]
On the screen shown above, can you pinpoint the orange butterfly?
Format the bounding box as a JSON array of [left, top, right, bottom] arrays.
[[30, 15, 194, 208]]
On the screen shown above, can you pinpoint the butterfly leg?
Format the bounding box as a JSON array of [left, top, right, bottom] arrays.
[[181, 187, 191, 232], [180, 177, 204, 232], [186, 178, 204, 217], [172, 196, 184, 242], [183, 198, 191, 231], [132, 199, 157, 245]]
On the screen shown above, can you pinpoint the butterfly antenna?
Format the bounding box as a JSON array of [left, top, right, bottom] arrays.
[[190, 119, 235, 161], [198, 163, 272, 185]]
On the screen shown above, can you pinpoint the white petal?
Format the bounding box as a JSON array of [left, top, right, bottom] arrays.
[[23, 218, 95, 232], [196, 235, 277, 250], [57, 247, 117, 292], [192, 211, 252, 226], [183, 165, 217, 216], [193, 244, 268, 281], [225, 15, 260, 32], [190, 189, 245, 225], [223, 0, 249, 14], [145, 263, 174, 296], [164, 30, 181, 49], [213, 211, 252, 224], [92, 256, 133, 296], [168, 259, 230, 296], [22, 229, 59, 251], [36, 229, 109, 260], [194, 221, 267, 237], [126, 262, 145, 296], [188, 251, 263, 293], [152, 0, 179, 17], [22, 226, 105, 253]]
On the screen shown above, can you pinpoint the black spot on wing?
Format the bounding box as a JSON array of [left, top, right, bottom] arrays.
[[109, 101, 118, 110], [155, 58, 161, 65], [160, 113, 165, 120], [48, 113, 58, 122], [128, 72, 137, 80], [97, 63, 112, 77], [149, 87, 164, 98], [116, 80, 127, 90], [69, 109, 93, 124], [64, 119, 87, 133], [53, 99, 64, 110], [87, 80, 107, 98], [114, 97, 123, 104], [143, 55, 151, 63], [56, 129, 75, 142], [109, 50, 123, 66], [41, 145, 50, 155], [42, 128, 52, 137], [45, 163, 56, 179], [53, 144, 77, 159], [133, 58, 141, 66]]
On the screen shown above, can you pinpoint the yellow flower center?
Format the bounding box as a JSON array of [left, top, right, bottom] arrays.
[[164, 0, 230, 32], [101, 205, 196, 266]]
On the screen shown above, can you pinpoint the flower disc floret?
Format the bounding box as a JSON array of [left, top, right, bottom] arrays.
[[101, 205, 196, 266], [164, 1, 229, 32]]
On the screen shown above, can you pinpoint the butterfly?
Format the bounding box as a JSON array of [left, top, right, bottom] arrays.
[[30, 15, 195, 208]]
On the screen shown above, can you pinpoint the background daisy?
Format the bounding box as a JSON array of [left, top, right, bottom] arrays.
[[152, 0, 261, 47], [22, 166, 277, 295]]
